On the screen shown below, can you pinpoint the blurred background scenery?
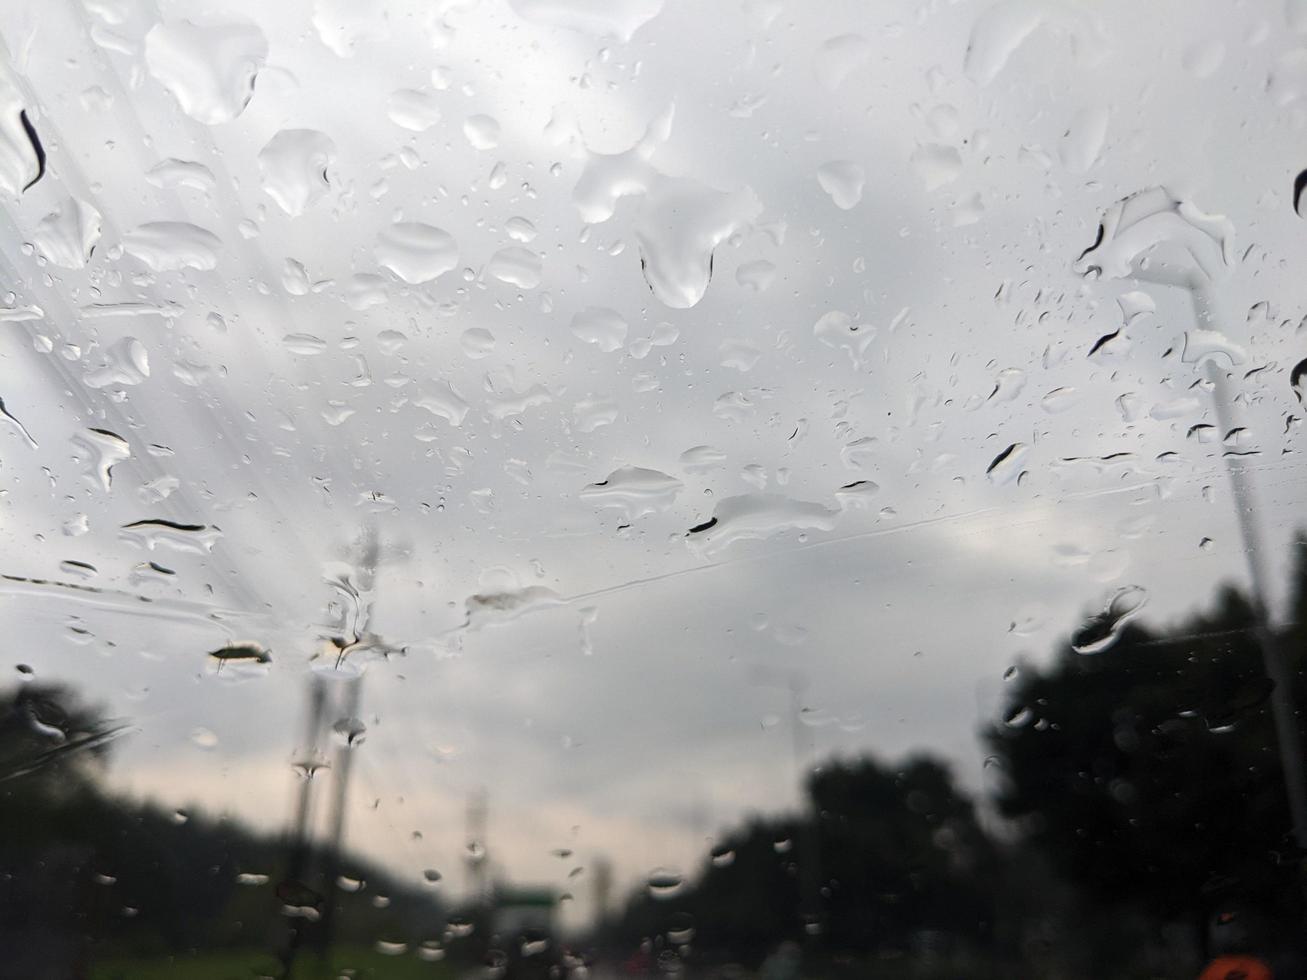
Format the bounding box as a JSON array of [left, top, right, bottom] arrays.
[[2, 0, 1307, 977]]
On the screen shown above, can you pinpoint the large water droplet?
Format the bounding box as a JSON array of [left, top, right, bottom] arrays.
[[461, 328, 496, 359], [816, 160, 865, 210], [146, 158, 215, 193], [679, 445, 727, 473], [646, 868, 684, 899], [123, 222, 221, 272], [1074, 186, 1235, 281], [814, 310, 874, 366], [635, 178, 761, 308], [985, 443, 1029, 486], [463, 114, 501, 149], [376, 223, 459, 284], [119, 519, 223, 554], [1292, 357, 1307, 405], [570, 306, 628, 352], [0, 80, 44, 196], [687, 493, 839, 556], [73, 428, 130, 491], [486, 247, 541, 288], [465, 583, 564, 629], [579, 467, 683, 520], [258, 129, 335, 216], [387, 89, 442, 131], [1071, 585, 1149, 654], [415, 382, 470, 427], [910, 143, 962, 190], [32, 197, 101, 269], [84, 337, 149, 389], [144, 18, 267, 124]]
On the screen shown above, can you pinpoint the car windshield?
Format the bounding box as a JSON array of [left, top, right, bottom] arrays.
[[2, 1, 1306, 978]]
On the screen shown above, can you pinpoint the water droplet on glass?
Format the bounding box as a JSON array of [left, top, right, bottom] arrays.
[[814, 310, 874, 366], [119, 519, 223, 554], [580, 466, 683, 520], [1291, 357, 1307, 404], [816, 160, 864, 210], [32, 197, 101, 269], [258, 129, 335, 216], [646, 868, 684, 899], [387, 89, 442, 131], [0, 82, 44, 196], [687, 494, 839, 556], [376, 222, 459, 284], [123, 222, 221, 272], [635, 178, 761, 309], [1071, 585, 1150, 654], [486, 247, 542, 288], [144, 18, 268, 124], [1074, 186, 1234, 280], [505, 216, 537, 243], [0, 395, 37, 448], [58, 560, 97, 580], [460, 327, 496, 359], [709, 845, 735, 868], [985, 443, 1028, 486], [146, 158, 216, 193], [73, 428, 130, 492], [570, 306, 628, 351], [464, 114, 501, 149], [910, 143, 962, 190]]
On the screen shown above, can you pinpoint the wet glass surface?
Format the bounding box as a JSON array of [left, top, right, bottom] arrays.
[[2, 0, 1307, 977]]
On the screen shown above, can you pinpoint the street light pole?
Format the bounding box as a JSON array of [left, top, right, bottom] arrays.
[[1204, 356, 1307, 853], [1110, 260, 1307, 854]]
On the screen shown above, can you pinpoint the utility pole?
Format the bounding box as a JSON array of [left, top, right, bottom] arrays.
[[278, 675, 327, 979], [316, 675, 364, 961], [1075, 196, 1307, 853], [751, 667, 822, 940], [466, 789, 490, 907]]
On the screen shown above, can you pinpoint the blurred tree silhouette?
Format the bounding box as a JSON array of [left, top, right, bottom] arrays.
[[0, 682, 444, 978], [609, 754, 1007, 973], [987, 534, 1307, 952]]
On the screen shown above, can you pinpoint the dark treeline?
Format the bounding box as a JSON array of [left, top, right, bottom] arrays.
[[0, 681, 448, 978], [9, 537, 1307, 978], [602, 535, 1307, 979]]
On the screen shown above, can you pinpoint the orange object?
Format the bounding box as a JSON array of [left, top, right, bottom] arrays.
[[1198, 955, 1273, 980]]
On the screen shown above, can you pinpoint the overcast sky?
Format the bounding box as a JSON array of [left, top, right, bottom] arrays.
[[1, 0, 1306, 929]]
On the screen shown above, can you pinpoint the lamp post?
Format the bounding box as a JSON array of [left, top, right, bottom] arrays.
[[1076, 188, 1307, 853]]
